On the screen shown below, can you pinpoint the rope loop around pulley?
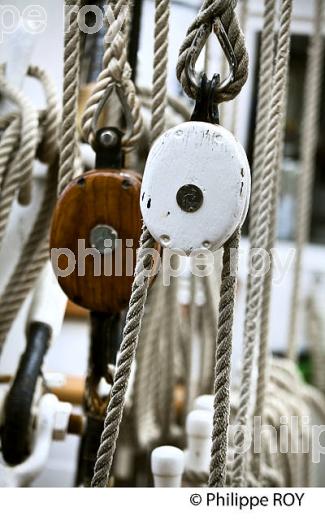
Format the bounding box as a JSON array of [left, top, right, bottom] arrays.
[[88, 81, 134, 149], [177, 0, 248, 104], [81, 0, 143, 154]]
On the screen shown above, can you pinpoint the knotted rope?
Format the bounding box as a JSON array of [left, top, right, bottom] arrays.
[[82, 0, 143, 152]]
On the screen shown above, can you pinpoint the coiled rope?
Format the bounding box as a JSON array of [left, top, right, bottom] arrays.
[[0, 66, 59, 354]]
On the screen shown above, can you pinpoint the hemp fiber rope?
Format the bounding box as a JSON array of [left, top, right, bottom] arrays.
[[133, 276, 163, 448], [0, 67, 59, 354], [0, 73, 38, 207], [231, 0, 293, 487], [127, 0, 172, 449], [82, 0, 143, 152], [287, 0, 325, 361], [91, 228, 156, 486], [58, 0, 82, 195], [92, 0, 172, 480], [176, 0, 248, 103], [250, 0, 289, 481], [230, 0, 249, 136], [209, 229, 241, 487], [151, 0, 170, 142]]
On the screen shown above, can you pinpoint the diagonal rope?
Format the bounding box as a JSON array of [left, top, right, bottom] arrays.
[[91, 228, 156, 486]]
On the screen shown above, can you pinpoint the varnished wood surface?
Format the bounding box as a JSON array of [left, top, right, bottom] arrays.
[[50, 169, 143, 313]]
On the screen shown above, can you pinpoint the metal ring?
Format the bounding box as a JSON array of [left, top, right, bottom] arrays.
[[184, 18, 238, 101]]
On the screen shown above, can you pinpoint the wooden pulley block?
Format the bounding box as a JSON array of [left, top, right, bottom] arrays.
[[50, 168, 142, 313], [140, 121, 251, 254]]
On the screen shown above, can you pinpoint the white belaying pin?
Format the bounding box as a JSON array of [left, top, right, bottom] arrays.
[[140, 121, 251, 254]]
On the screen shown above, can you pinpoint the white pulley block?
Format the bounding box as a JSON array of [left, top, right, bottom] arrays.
[[185, 410, 213, 473], [141, 121, 251, 254], [151, 446, 185, 487]]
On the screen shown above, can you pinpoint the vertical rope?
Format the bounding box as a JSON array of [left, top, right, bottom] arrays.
[[287, 0, 325, 360], [209, 228, 240, 487], [133, 276, 163, 448], [58, 0, 82, 195], [158, 275, 178, 441], [81, 0, 143, 152], [151, 0, 170, 142], [230, 0, 249, 136], [251, 41, 289, 483], [231, 0, 293, 487]]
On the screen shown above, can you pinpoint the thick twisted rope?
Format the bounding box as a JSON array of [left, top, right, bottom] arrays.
[[287, 0, 325, 360], [208, 228, 240, 487], [230, 0, 249, 136], [133, 275, 163, 448], [231, 0, 293, 487], [0, 74, 39, 206], [199, 271, 218, 395], [0, 116, 22, 247], [252, 76, 288, 482], [0, 159, 58, 353], [176, 0, 248, 103], [82, 0, 143, 152], [0, 69, 59, 354], [58, 0, 82, 195], [0, 114, 20, 186], [91, 228, 156, 487], [0, 65, 58, 248], [28, 65, 60, 165], [158, 274, 178, 442], [247, 0, 276, 243], [151, 0, 170, 142]]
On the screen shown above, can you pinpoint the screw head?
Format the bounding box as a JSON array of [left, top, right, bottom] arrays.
[[98, 129, 119, 148], [176, 184, 203, 213], [90, 224, 118, 254]]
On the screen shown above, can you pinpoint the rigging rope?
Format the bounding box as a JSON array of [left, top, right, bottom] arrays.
[[176, 0, 248, 103], [287, 0, 325, 361], [58, 0, 82, 195], [81, 0, 143, 152], [209, 228, 241, 487], [231, 0, 293, 487], [0, 67, 59, 354], [91, 228, 155, 486]]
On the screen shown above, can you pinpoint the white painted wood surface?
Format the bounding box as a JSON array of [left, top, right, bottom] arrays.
[[141, 121, 251, 254], [185, 410, 213, 474], [27, 262, 67, 342], [151, 446, 185, 487]]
